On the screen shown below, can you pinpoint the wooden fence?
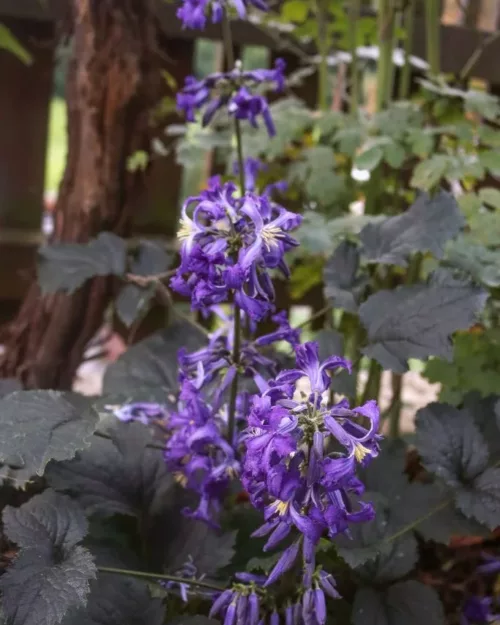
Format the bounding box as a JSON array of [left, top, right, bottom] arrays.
[[0, 0, 500, 325]]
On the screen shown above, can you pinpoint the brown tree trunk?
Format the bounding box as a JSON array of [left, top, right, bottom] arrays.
[[0, 0, 162, 389]]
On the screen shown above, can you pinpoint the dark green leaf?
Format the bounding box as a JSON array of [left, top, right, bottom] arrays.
[[116, 241, 173, 327], [323, 240, 367, 312], [415, 402, 489, 488], [47, 422, 174, 521], [38, 233, 127, 294], [335, 494, 417, 582], [316, 328, 344, 361], [359, 270, 487, 372], [410, 155, 450, 191], [455, 467, 500, 530], [360, 191, 464, 266], [352, 581, 445, 625], [163, 522, 236, 577], [1, 491, 96, 625], [62, 575, 164, 625], [0, 391, 98, 487], [102, 320, 206, 393]]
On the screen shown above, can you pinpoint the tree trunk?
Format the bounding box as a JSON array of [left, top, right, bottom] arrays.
[[0, 0, 162, 389]]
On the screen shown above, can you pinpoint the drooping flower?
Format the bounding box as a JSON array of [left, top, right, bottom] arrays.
[[177, 59, 286, 136], [179, 307, 300, 408], [461, 596, 499, 624], [170, 178, 301, 319], [163, 379, 240, 526], [177, 0, 268, 30], [242, 341, 380, 559]]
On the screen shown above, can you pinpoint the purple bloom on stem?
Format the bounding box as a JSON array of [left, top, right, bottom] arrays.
[[177, 0, 269, 30], [177, 59, 285, 137]]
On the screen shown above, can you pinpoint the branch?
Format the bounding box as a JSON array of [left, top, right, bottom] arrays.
[[97, 566, 224, 592], [460, 30, 500, 82]]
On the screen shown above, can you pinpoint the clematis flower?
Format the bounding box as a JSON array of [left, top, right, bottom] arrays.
[[461, 596, 499, 624], [243, 341, 379, 552], [170, 179, 301, 319], [177, 59, 285, 136], [177, 0, 268, 30]]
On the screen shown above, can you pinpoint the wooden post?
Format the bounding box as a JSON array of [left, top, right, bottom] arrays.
[[0, 18, 54, 317]]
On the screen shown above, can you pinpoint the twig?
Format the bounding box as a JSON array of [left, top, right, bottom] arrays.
[[460, 31, 500, 82], [293, 305, 332, 330], [126, 270, 176, 287]]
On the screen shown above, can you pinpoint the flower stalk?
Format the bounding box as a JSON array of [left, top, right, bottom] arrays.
[[425, 0, 441, 76]]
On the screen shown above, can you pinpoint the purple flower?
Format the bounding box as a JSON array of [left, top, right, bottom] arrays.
[[461, 596, 499, 624], [170, 179, 301, 319], [163, 379, 240, 527], [211, 587, 262, 625], [177, 0, 269, 30], [275, 341, 351, 395], [112, 402, 168, 425], [243, 341, 380, 548], [177, 59, 285, 136]]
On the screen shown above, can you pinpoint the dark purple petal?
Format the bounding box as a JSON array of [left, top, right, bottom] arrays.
[[210, 590, 234, 618], [264, 540, 301, 586]]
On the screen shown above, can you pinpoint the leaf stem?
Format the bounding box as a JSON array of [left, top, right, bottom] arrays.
[[294, 305, 332, 330], [361, 359, 382, 405], [386, 372, 403, 438], [383, 498, 452, 545], [376, 0, 396, 111], [97, 566, 224, 592]]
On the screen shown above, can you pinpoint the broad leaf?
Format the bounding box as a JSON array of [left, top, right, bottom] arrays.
[[316, 328, 344, 361], [360, 191, 464, 266], [62, 575, 164, 625], [416, 402, 500, 530], [116, 241, 173, 327], [0, 491, 96, 625], [47, 422, 174, 521], [455, 467, 500, 530], [415, 403, 489, 488], [323, 240, 367, 312], [0, 391, 98, 486], [335, 494, 417, 582], [359, 270, 487, 372], [352, 581, 445, 625], [163, 521, 236, 577], [103, 320, 206, 393], [38, 232, 127, 294]]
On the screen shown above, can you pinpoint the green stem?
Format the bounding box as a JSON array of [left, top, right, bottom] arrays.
[[376, 0, 395, 112], [315, 0, 330, 111], [398, 0, 416, 100], [348, 0, 361, 115], [97, 567, 224, 592], [294, 305, 332, 330], [387, 372, 403, 439], [425, 0, 441, 76], [222, 12, 244, 446], [361, 359, 382, 405], [227, 303, 241, 445]]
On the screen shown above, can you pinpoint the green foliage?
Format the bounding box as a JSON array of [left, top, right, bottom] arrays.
[[423, 329, 500, 405]]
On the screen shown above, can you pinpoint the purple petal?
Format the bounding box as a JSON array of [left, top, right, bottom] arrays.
[[264, 540, 301, 586]]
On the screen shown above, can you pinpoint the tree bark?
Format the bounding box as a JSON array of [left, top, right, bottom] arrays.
[[0, 0, 162, 389]]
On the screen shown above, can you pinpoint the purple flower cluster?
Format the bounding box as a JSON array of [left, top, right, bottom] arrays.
[[242, 342, 380, 586], [461, 554, 500, 624], [179, 307, 300, 409], [210, 569, 340, 625], [170, 177, 301, 320], [177, 59, 286, 136], [163, 379, 240, 527], [177, 0, 268, 30]]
